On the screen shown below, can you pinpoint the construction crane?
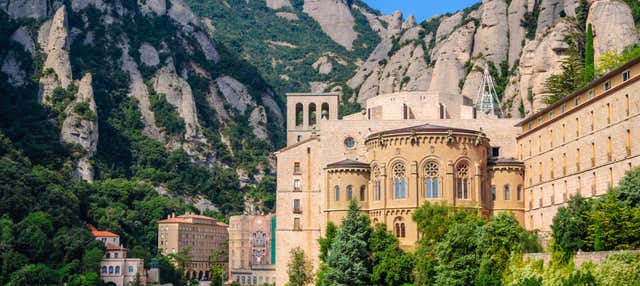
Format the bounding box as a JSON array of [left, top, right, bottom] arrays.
[[474, 64, 504, 117]]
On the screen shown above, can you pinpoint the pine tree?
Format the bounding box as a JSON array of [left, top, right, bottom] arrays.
[[584, 24, 595, 83], [286, 247, 313, 286], [325, 201, 371, 286]]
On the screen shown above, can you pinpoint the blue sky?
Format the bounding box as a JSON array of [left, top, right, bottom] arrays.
[[364, 0, 480, 22]]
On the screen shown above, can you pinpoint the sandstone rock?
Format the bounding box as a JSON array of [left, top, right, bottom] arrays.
[[508, 0, 527, 66], [402, 14, 416, 30], [461, 68, 484, 100], [587, 0, 638, 59], [249, 106, 269, 140], [261, 90, 284, 125], [71, 0, 106, 12], [275, 12, 298, 20], [215, 76, 255, 114], [139, 42, 160, 67], [168, 0, 199, 28], [265, 0, 291, 9], [312, 56, 333, 74], [61, 73, 98, 182], [535, 0, 578, 36], [39, 5, 73, 104], [353, 4, 386, 37], [152, 61, 201, 140], [303, 0, 358, 50], [203, 17, 216, 34], [309, 81, 329, 93], [193, 31, 220, 63], [399, 25, 423, 44], [120, 41, 164, 140], [473, 0, 508, 64], [428, 22, 476, 95], [10, 26, 35, 56], [2, 52, 26, 86], [435, 12, 463, 41], [206, 83, 231, 123], [384, 10, 403, 37], [347, 37, 393, 88], [138, 0, 166, 16], [0, 0, 56, 19]]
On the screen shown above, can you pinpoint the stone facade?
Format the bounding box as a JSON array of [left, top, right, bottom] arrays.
[[157, 213, 228, 281], [90, 225, 147, 286], [228, 214, 277, 285], [275, 91, 525, 285], [517, 57, 640, 233]]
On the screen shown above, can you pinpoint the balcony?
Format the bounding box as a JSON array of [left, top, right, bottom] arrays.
[[627, 147, 632, 157], [293, 187, 301, 192], [607, 152, 612, 162], [576, 162, 581, 172], [293, 224, 302, 231], [562, 167, 567, 176], [591, 158, 596, 168], [293, 208, 302, 214]]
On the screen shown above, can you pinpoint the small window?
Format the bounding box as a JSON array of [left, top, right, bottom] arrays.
[[561, 103, 567, 113], [334, 186, 340, 201], [549, 111, 554, 119], [623, 70, 631, 81], [528, 122, 532, 129], [491, 147, 500, 157], [604, 81, 611, 91], [346, 185, 353, 200], [293, 162, 301, 174], [293, 179, 301, 192], [129, 265, 134, 273], [504, 185, 511, 200], [294, 218, 301, 231], [491, 185, 496, 201], [115, 266, 120, 274], [109, 266, 114, 274], [344, 137, 355, 149], [588, 90, 595, 99], [297, 135, 302, 142], [537, 117, 542, 124], [575, 97, 580, 106], [293, 199, 301, 212], [359, 186, 366, 201]]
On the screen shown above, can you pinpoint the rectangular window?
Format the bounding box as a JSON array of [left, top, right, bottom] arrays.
[[588, 90, 595, 99], [504, 185, 511, 200], [607, 136, 613, 162], [561, 103, 567, 113], [425, 178, 439, 199], [577, 148, 581, 171], [374, 181, 381, 200], [491, 185, 496, 201], [528, 122, 532, 129], [562, 153, 567, 176], [590, 111, 595, 131], [576, 117, 580, 137], [575, 97, 580, 107], [293, 162, 301, 174], [335, 186, 340, 201], [562, 124, 566, 143], [293, 199, 301, 214], [604, 81, 611, 91], [491, 147, 500, 157], [623, 70, 631, 82], [626, 94, 630, 117], [293, 179, 301, 192], [394, 178, 407, 199], [607, 103, 611, 125], [517, 185, 522, 201], [294, 218, 301, 231], [627, 129, 632, 157], [549, 111, 555, 119], [457, 178, 469, 199], [591, 143, 596, 167], [550, 129, 554, 148]]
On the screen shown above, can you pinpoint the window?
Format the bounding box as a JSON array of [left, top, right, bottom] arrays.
[[115, 266, 120, 274], [588, 90, 595, 99], [607, 103, 611, 125], [109, 266, 114, 274], [373, 166, 381, 200], [456, 162, 470, 200], [549, 111, 554, 119], [561, 103, 567, 113], [626, 94, 630, 116], [293, 199, 301, 213], [297, 135, 302, 142], [359, 186, 366, 201], [294, 218, 301, 231], [424, 161, 439, 199], [393, 162, 407, 199], [604, 81, 611, 91], [102, 266, 107, 274], [346, 185, 353, 200], [577, 148, 581, 171], [334, 186, 340, 201], [115, 253, 118, 259], [590, 111, 594, 131], [528, 122, 532, 129], [576, 117, 580, 137], [394, 217, 405, 238], [129, 265, 134, 273], [627, 129, 632, 156], [550, 129, 553, 148], [623, 70, 631, 81], [562, 124, 566, 143], [517, 185, 522, 200], [591, 142, 596, 167], [491, 185, 496, 201], [504, 185, 511, 200], [344, 137, 355, 149], [293, 162, 301, 174], [491, 147, 500, 157], [575, 97, 580, 107], [293, 179, 301, 192], [106, 253, 110, 259]]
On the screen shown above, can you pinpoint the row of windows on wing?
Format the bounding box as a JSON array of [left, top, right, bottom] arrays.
[[101, 265, 135, 274], [332, 161, 470, 201]]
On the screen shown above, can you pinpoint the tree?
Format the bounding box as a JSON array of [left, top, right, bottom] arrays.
[[210, 249, 227, 286], [325, 201, 371, 286], [286, 247, 313, 286], [596, 45, 640, 75], [586, 193, 640, 251], [551, 195, 592, 256], [412, 202, 452, 285], [614, 167, 640, 207], [369, 224, 414, 286], [583, 24, 595, 83], [318, 222, 337, 263]]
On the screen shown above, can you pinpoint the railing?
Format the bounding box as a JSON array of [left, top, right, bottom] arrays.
[[293, 208, 302, 214], [293, 224, 302, 231], [293, 187, 301, 192]]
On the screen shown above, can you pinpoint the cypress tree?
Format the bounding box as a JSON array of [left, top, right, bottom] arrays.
[[325, 201, 371, 286], [584, 24, 595, 83]]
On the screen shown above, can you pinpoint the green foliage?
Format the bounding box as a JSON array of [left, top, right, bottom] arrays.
[[318, 222, 337, 263], [596, 44, 640, 76], [583, 24, 595, 83], [324, 201, 371, 286], [575, 0, 589, 30], [286, 247, 313, 286], [521, 1, 541, 40], [551, 195, 592, 258], [72, 101, 96, 122], [614, 166, 640, 206], [148, 87, 186, 136], [544, 39, 585, 104], [369, 224, 414, 286]]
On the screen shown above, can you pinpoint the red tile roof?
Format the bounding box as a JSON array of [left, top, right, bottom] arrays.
[[88, 224, 119, 237]]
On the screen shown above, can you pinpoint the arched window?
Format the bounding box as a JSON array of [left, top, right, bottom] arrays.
[[393, 162, 407, 199], [109, 266, 114, 274], [359, 185, 366, 201], [401, 223, 406, 238], [321, 103, 330, 120], [129, 265, 134, 273], [295, 103, 304, 127], [456, 161, 470, 199], [115, 266, 120, 274], [373, 165, 381, 200], [424, 161, 439, 198], [393, 217, 405, 238], [504, 185, 511, 200], [102, 266, 107, 273], [517, 185, 523, 200], [309, 103, 317, 126], [395, 223, 400, 238], [334, 186, 340, 201], [347, 185, 353, 200]]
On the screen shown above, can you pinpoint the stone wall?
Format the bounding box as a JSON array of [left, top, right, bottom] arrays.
[[523, 250, 640, 268]]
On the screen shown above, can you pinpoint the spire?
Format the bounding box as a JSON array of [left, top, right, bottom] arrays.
[[475, 64, 503, 117]]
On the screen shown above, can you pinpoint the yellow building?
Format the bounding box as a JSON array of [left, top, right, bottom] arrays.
[[516, 57, 640, 233], [158, 213, 228, 281]]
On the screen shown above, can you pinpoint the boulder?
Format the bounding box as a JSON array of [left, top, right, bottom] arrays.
[[139, 42, 160, 67], [587, 0, 638, 59], [168, 0, 199, 28], [265, 0, 291, 10], [303, 0, 358, 50], [193, 31, 220, 63], [249, 106, 269, 140], [39, 5, 73, 105], [473, 0, 509, 64], [215, 76, 255, 114], [435, 12, 463, 41]]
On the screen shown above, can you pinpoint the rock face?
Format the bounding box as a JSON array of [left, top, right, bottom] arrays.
[[39, 5, 72, 104], [2, 52, 26, 86], [11, 26, 36, 56], [167, 0, 199, 28], [138, 0, 166, 16], [139, 43, 160, 67], [61, 73, 99, 182], [215, 76, 255, 114], [312, 55, 334, 74], [588, 0, 638, 59], [152, 62, 202, 140], [473, 0, 508, 64], [0, 0, 58, 18], [303, 0, 358, 50], [429, 22, 476, 95], [436, 12, 463, 41], [265, 0, 291, 10], [193, 31, 220, 63], [508, 0, 527, 66]]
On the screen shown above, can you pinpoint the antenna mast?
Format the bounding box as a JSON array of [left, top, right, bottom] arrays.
[[475, 64, 503, 117]]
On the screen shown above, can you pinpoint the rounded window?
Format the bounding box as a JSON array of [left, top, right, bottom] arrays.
[[344, 137, 356, 148]]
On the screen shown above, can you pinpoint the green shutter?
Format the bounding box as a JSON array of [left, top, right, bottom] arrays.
[[271, 216, 276, 264]]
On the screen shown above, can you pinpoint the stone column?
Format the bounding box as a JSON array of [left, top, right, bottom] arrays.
[[447, 160, 455, 206], [411, 161, 418, 205]]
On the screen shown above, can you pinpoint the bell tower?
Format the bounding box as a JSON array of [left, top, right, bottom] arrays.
[[286, 93, 340, 145]]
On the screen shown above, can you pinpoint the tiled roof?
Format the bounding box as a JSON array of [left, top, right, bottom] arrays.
[[326, 159, 370, 169], [488, 157, 524, 166], [367, 123, 481, 139], [88, 224, 119, 237]]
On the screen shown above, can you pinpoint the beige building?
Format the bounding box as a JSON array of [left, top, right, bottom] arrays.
[[228, 214, 277, 285], [274, 90, 526, 285], [516, 57, 640, 233], [158, 213, 229, 281], [90, 225, 147, 286]]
